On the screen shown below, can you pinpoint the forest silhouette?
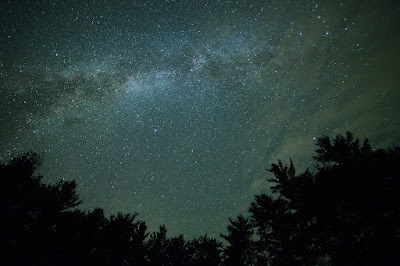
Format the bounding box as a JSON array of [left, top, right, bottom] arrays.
[[1, 132, 399, 265]]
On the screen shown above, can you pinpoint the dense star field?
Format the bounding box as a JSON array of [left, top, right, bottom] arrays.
[[1, 0, 399, 239]]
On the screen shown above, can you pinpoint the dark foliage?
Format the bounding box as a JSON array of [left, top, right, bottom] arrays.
[[250, 131, 400, 265], [1, 131, 399, 265], [0, 151, 222, 265], [220, 214, 256, 265], [186, 235, 223, 266], [0, 151, 83, 265], [146, 227, 191, 266], [147, 225, 170, 265]]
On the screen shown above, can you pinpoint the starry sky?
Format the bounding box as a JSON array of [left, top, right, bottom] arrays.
[[1, 0, 400, 239]]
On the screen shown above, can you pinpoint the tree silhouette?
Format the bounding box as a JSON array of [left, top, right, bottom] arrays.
[[186, 235, 222, 266], [96, 212, 148, 265], [313, 131, 372, 167], [249, 195, 296, 265], [0, 151, 83, 265], [146, 225, 194, 265], [1, 132, 399, 265], [166, 234, 190, 266], [147, 225, 169, 265], [250, 131, 400, 265], [220, 214, 256, 265]]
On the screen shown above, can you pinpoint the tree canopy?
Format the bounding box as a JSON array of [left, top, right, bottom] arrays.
[[250, 131, 400, 265], [1, 131, 399, 265]]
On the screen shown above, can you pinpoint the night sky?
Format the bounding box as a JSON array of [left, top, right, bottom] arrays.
[[1, 0, 400, 239]]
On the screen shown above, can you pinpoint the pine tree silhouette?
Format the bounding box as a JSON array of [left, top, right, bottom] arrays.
[[2, 132, 399, 266], [220, 214, 256, 265], [250, 132, 400, 265]]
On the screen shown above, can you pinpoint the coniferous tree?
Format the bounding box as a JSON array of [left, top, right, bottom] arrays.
[[250, 132, 400, 265], [0, 151, 83, 265], [147, 225, 169, 265], [166, 234, 190, 266], [220, 214, 256, 265], [249, 195, 296, 265], [97, 212, 148, 265], [2, 132, 399, 266], [186, 235, 222, 266], [146, 225, 192, 265]]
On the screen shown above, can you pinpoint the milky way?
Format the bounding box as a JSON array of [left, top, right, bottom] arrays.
[[1, 0, 400, 238]]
